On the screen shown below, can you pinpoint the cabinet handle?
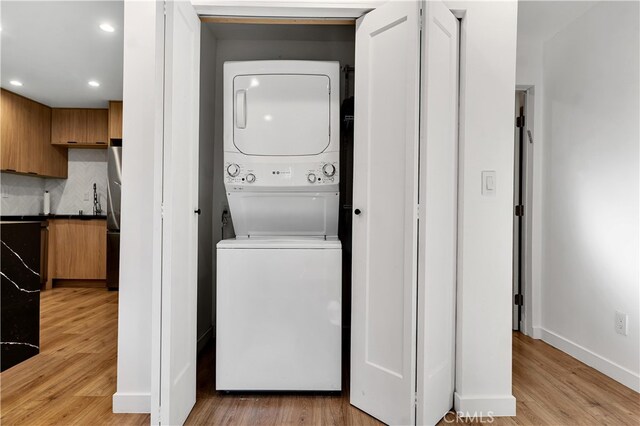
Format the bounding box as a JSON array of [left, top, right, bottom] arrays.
[[96, 141, 106, 145], [67, 141, 77, 144], [28, 171, 38, 175], [5, 169, 16, 172]]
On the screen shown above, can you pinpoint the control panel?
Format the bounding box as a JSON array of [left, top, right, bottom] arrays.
[[224, 155, 339, 190]]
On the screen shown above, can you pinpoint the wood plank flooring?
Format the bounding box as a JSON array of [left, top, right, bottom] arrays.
[[1, 288, 147, 425], [1, 288, 638, 425]]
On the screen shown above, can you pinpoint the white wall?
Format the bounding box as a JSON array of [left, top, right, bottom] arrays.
[[113, 0, 163, 413], [445, 0, 518, 417], [540, 1, 640, 391]]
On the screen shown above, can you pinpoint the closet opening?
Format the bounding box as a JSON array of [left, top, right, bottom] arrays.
[[194, 19, 360, 414]]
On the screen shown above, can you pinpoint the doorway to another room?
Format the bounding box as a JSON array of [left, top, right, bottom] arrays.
[[512, 89, 533, 334]]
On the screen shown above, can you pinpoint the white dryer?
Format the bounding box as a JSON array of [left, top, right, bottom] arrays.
[[216, 60, 342, 391]]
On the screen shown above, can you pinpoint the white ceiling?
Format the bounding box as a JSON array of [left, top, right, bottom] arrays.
[[518, 0, 598, 43], [1, 0, 124, 108]]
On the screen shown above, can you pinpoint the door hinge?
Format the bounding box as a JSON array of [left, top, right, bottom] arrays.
[[414, 392, 419, 405], [161, 203, 164, 218], [516, 116, 525, 128], [418, 9, 423, 31], [514, 294, 524, 306], [515, 205, 524, 217], [416, 204, 420, 217]]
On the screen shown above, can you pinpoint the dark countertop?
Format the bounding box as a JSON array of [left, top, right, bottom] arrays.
[[1, 214, 107, 222]]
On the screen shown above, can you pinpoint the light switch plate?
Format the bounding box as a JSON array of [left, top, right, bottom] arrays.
[[481, 171, 496, 196]]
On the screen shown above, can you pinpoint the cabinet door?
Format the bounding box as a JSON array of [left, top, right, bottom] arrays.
[[108, 101, 123, 140], [21, 98, 47, 175], [0, 89, 24, 172], [50, 219, 106, 280], [85, 109, 109, 146], [35, 106, 68, 178], [1, 89, 67, 177], [51, 109, 87, 146]]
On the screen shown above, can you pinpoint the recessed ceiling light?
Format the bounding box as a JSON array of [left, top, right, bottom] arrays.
[[99, 23, 115, 33], [10, 80, 23, 87], [88, 80, 100, 87]]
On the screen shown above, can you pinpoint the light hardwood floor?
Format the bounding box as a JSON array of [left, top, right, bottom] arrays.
[[1, 288, 638, 425]]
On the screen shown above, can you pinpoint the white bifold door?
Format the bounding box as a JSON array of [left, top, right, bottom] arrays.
[[351, 1, 459, 425], [153, 0, 200, 425]]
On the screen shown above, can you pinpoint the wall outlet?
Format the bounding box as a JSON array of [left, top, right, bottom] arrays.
[[615, 311, 628, 336]]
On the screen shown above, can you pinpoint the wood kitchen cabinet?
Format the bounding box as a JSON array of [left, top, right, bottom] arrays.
[[51, 108, 108, 147], [108, 101, 123, 141], [0, 89, 68, 178], [46, 219, 107, 288]]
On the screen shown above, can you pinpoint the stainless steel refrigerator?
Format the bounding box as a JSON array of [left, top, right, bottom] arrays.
[[107, 146, 122, 290]]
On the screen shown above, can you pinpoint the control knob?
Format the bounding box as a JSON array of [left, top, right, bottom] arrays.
[[226, 163, 240, 177], [246, 173, 256, 183], [307, 173, 317, 183], [322, 163, 336, 177]]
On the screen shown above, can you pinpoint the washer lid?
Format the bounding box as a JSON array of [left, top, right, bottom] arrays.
[[217, 236, 341, 249], [227, 191, 339, 238], [233, 74, 331, 156]]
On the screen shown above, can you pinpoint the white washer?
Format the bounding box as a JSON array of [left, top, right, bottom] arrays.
[[217, 60, 342, 391], [216, 237, 341, 391]]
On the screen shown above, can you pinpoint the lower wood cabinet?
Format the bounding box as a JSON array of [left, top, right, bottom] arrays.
[[46, 219, 106, 288]]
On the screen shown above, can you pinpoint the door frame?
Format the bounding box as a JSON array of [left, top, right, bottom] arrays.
[[513, 85, 536, 338], [149, 1, 464, 423]]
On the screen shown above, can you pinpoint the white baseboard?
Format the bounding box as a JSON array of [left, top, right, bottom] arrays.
[[531, 326, 543, 339], [454, 393, 516, 418], [112, 392, 151, 413], [540, 328, 640, 393]]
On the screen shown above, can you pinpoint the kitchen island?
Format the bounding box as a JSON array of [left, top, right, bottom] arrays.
[[1, 221, 41, 371]]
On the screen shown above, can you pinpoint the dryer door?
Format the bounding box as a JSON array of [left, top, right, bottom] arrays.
[[233, 74, 331, 156]]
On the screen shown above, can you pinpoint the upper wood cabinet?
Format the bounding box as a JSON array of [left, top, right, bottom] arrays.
[[108, 101, 123, 141], [1, 89, 68, 178], [51, 108, 108, 147], [86, 109, 109, 146]]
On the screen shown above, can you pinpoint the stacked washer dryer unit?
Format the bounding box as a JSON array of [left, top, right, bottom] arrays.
[[216, 61, 342, 391]]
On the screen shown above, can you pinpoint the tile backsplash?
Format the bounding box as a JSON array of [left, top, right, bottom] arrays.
[[1, 149, 107, 216], [0, 173, 46, 215]]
